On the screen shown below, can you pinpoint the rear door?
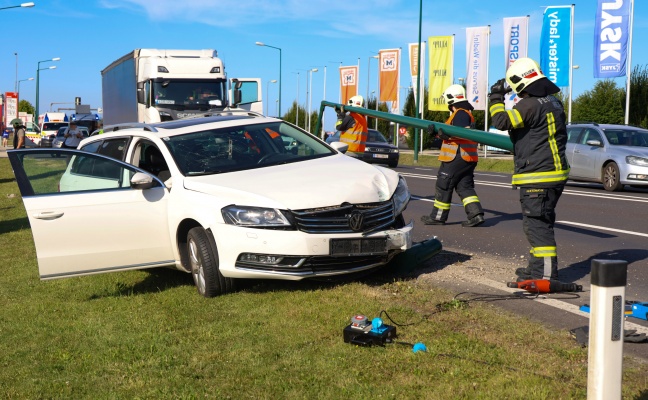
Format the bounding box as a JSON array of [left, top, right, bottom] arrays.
[[8, 149, 175, 280]]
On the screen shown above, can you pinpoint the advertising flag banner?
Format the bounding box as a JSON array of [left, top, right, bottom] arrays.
[[466, 26, 489, 111], [409, 42, 426, 115], [339, 66, 358, 106], [504, 16, 529, 108], [428, 35, 454, 111], [379, 48, 401, 111], [540, 6, 572, 87], [4, 92, 18, 129], [594, 0, 631, 78]]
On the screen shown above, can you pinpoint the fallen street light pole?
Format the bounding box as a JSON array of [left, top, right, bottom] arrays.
[[314, 100, 514, 153]]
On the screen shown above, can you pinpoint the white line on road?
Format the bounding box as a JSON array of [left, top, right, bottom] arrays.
[[558, 221, 648, 238]]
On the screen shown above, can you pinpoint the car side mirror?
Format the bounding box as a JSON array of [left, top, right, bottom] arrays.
[[131, 172, 156, 190], [586, 139, 602, 147]]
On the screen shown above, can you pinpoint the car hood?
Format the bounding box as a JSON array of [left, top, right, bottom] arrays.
[[183, 154, 399, 209], [613, 145, 648, 157]]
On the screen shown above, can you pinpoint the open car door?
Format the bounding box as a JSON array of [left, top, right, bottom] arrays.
[[8, 149, 175, 280]]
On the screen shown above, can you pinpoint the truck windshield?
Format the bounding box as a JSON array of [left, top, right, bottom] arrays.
[[153, 79, 227, 110]]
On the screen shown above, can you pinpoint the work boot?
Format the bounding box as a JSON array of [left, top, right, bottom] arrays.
[[462, 214, 485, 227], [420, 215, 445, 225]]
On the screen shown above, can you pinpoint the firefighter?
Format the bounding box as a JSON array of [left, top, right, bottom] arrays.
[[488, 57, 569, 281], [420, 84, 485, 227], [335, 95, 368, 159]]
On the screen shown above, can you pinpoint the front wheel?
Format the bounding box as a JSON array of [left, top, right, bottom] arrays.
[[603, 162, 623, 191], [187, 227, 235, 297]]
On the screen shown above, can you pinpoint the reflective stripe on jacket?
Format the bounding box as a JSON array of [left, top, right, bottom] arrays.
[[489, 95, 569, 187], [338, 112, 368, 155], [438, 108, 478, 162]]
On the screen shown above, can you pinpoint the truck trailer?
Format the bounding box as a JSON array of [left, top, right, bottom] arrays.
[[101, 49, 262, 126]]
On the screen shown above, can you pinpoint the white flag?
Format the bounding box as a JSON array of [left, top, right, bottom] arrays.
[[503, 16, 529, 109], [465, 26, 489, 111]]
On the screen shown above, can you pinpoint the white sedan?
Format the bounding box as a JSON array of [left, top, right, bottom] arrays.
[[7, 114, 413, 297]]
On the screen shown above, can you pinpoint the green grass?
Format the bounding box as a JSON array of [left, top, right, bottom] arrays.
[[1, 157, 647, 399], [399, 152, 515, 173]]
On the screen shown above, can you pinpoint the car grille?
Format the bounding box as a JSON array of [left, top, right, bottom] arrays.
[[289, 200, 395, 235], [235, 254, 392, 274], [369, 147, 390, 153]]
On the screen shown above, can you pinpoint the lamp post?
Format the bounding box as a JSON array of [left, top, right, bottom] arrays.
[[17, 77, 34, 97], [292, 72, 300, 127], [265, 79, 277, 116], [35, 57, 60, 125], [367, 55, 379, 102], [569, 65, 579, 124], [307, 68, 318, 133], [0, 2, 34, 11], [256, 42, 282, 117]]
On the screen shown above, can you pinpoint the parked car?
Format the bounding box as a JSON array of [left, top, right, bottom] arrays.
[[51, 126, 90, 148], [566, 122, 648, 191], [7, 114, 413, 298], [326, 129, 400, 167]]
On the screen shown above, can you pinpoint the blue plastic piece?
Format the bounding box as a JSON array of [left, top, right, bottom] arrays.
[[371, 317, 387, 334], [412, 342, 427, 353]]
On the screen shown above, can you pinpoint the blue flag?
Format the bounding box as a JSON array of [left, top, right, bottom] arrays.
[[594, 0, 631, 78], [540, 6, 572, 87]]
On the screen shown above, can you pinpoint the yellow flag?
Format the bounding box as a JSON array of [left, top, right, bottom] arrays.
[[428, 35, 454, 111]]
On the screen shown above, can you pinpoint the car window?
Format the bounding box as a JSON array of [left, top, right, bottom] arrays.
[[81, 138, 130, 161], [567, 127, 582, 144], [604, 128, 648, 147], [164, 121, 334, 175], [579, 129, 602, 144], [368, 130, 388, 143]]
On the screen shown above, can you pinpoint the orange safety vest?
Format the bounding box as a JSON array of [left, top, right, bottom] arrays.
[[339, 112, 368, 155], [438, 108, 478, 162]]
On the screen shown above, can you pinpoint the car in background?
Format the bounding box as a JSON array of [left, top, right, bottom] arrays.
[[326, 129, 399, 168], [566, 122, 648, 191], [7, 114, 413, 298], [51, 126, 90, 148]]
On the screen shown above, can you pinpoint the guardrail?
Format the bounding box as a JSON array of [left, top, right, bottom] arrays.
[[314, 100, 514, 153]]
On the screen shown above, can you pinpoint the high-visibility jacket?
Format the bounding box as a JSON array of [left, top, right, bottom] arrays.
[[438, 108, 478, 162], [336, 112, 368, 155], [489, 95, 569, 187]]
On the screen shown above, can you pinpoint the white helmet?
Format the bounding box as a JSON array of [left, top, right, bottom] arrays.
[[442, 84, 467, 106], [506, 57, 546, 94], [348, 95, 364, 107]]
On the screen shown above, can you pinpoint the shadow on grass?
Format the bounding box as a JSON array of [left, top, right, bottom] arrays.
[[88, 268, 194, 299], [0, 216, 31, 234]]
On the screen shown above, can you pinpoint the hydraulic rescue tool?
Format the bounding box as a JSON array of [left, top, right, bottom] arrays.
[[507, 279, 583, 293]]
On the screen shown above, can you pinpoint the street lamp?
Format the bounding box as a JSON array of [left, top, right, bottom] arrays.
[[17, 77, 34, 96], [265, 80, 277, 116], [372, 90, 378, 129], [367, 55, 379, 102], [568, 65, 580, 124], [0, 2, 35, 11], [35, 57, 60, 125], [256, 42, 282, 117], [307, 68, 318, 133]]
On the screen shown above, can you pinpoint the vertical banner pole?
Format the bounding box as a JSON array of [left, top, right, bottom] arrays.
[[624, 0, 635, 125]]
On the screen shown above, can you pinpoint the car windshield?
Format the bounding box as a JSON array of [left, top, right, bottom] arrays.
[[603, 129, 648, 147], [163, 121, 335, 176], [368, 130, 388, 143], [153, 79, 227, 111], [42, 122, 68, 131]]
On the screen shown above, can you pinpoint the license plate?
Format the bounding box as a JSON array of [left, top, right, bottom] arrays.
[[372, 154, 389, 159], [330, 238, 388, 256]]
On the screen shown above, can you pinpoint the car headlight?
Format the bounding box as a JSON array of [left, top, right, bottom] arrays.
[[626, 156, 648, 167], [392, 176, 411, 216], [222, 205, 292, 227]]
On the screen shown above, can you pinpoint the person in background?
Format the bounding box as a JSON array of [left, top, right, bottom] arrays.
[[2, 126, 9, 147], [420, 84, 485, 227], [335, 95, 368, 159], [12, 119, 26, 149], [488, 57, 569, 282], [62, 122, 83, 149]]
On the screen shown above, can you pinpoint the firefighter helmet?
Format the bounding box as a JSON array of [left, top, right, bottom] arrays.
[[442, 84, 467, 106], [348, 95, 364, 107], [506, 58, 546, 94]]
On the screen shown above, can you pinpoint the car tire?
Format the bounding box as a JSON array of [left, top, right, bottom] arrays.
[[187, 227, 235, 297], [603, 162, 623, 192]]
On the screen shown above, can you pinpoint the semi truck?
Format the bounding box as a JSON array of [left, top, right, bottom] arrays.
[[101, 49, 262, 126]]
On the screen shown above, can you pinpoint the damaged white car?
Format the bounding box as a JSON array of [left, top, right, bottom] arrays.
[[8, 114, 413, 297]]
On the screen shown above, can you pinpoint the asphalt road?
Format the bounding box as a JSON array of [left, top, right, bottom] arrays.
[[397, 162, 648, 360]]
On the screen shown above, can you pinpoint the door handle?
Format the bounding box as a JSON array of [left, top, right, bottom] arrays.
[[33, 212, 64, 220]]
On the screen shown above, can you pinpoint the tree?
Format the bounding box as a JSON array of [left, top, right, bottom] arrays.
[[365, 96, 391, 138], [629, 65, 648, 128], [282, 101, 308, 130], [571, 80, 624, 124], [18, 100, 34, 115]]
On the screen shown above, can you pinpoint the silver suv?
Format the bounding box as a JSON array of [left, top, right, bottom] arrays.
[[566, 123, 648, 191]]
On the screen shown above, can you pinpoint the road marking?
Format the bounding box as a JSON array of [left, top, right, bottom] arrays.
[[558, 221, 648, 238], [475, 276, 648, 335]]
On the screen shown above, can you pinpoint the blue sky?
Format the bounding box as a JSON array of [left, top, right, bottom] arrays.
[[2, 0, 646, 131]]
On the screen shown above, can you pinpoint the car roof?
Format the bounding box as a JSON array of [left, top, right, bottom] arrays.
[[568, 122, 647, 131]]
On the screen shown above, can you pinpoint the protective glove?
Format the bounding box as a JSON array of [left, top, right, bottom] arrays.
[[335, 105, 346, 119], [488, 78, 511, 104], [427, 124, 436, 138], [437, 128, 450, 141]]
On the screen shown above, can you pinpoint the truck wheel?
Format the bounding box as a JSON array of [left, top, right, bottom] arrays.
[[187, 227, 234, 297], [603, 162, 623, 191]]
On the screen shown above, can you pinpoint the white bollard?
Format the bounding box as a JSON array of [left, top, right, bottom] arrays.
[[587, 259, 627, 400]]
